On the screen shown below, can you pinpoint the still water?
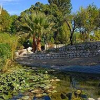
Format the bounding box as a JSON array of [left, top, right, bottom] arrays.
[[10, 68, 100, 100], [50, 71, 100, 100]]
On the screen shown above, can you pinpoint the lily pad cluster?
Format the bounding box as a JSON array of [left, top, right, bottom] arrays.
[[0, 67, 60, 100]]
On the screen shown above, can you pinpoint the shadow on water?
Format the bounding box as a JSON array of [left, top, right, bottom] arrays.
[[33, 96, 51, 100], [11, 95, 50, 100], [11, 93, 23, 100]]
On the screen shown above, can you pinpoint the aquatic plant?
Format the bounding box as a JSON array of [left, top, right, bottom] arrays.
[[0, 66, 59, 99]]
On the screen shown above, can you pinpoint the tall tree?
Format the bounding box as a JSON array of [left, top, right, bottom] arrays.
[[48, 0, 72, 44], [56, 22, 70, 44], [48, 0, 72, 15], [0, 8, 11, 32], [16, 11, 53, 52], [75, 5, 99, 42], [94, 8, 100, 29], [64, 14, 77, 45], [10, 15, 18, 34]]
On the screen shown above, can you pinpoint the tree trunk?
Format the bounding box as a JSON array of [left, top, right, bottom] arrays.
[[70, 31, 73, 45], [37, 36, 41, 51], [32, 34, 37, 53], [65, 19, 76, 45]]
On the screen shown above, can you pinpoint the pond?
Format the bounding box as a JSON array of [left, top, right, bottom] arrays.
[[50, 71, 100, 100], [0, 66, 100, 100]]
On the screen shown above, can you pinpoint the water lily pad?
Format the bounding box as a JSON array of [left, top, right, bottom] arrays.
[[55, 79, 60, 82], [43, 93, 48, 96], [35, 94, 43, 98], [44, 84, 52, 89], [76, 90, 82, 94], [50, 79, 55, 82], [21, 96, 29, 100], [40, 84, 46, 88], [52, 90, 57, 93], [46, 89, 52, 93], [44, 86, 51, 89], [31, 88, 44, 94]]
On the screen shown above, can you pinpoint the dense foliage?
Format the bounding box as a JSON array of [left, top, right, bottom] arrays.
[[0, 1, 100, 99], [0, 1, 100, 46], [0, 33, 19, 71]]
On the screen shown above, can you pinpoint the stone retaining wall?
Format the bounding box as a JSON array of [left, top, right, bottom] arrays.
[[29, 50, 99, 59], [25, 42, 100, 59], [48, 42, 100, 52]]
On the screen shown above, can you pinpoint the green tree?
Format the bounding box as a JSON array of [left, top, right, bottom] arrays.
[[29, 1, 71, 45], [85, 4, 99, 35], [10, 15, 18, 34], [75, 4, 99, 42], [94, 8, 100, 29], [17, 11, 53, 52], [48, 0, 72, 15], [48, 0, 72, 44], [56, 22, 70, 44], [0, 8, 11, 32], [64, 14, 78, 45]]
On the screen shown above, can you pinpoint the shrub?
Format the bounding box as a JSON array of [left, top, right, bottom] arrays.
[[0, 43, 11, 59], [0, 33, 19, 71]]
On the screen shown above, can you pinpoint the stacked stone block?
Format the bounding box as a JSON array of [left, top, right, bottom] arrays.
[[29, 42, 100, 59]]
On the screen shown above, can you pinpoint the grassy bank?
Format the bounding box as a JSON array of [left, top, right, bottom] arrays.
[[0, 33, 19, 72]]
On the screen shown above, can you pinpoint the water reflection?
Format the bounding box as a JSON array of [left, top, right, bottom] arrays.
[[33, 96, 51, 100], [70, 76, 77, 89], [50, 71, 100, 100]]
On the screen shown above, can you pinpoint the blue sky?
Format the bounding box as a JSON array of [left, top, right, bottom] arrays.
[[0, 0, 100, 15], [71, 0, 100, 13]]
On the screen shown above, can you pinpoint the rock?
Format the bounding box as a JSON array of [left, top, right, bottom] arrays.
[[98, 50, 100, 53], [17, 49, 27, 57], [15, 52, 19, 57], [15, 47, 33, 57], [27, 47, 33, 53]]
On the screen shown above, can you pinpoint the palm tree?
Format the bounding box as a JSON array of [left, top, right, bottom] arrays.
[[18, 11, 53, 52]]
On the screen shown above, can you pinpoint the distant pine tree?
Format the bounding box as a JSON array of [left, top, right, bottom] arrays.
[[0, 4, 2, 14]]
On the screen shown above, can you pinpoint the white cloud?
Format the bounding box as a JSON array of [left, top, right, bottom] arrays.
[[0, 0, 19, 4], [0, 0, 18, 2], [0, 0, 20, 7], [2, 0, 14, 1]]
